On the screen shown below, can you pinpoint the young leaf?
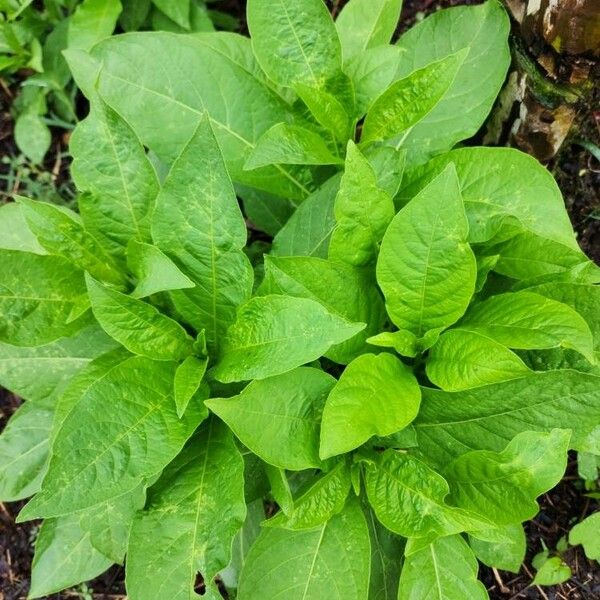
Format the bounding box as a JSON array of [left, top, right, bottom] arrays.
[[295, 83, 352, 141], [320, 353, 421, 458], [329, 141, 395, 266], [262, 255, 386, 363], [86, 275, 195, 362], [206, 367, 335, 470], [126, 420, 246, 600], [174, 355, 209, 418], [361, 50, 467, 145], [152, 116, 254, 349], [265, 465, 294, 516], [68, 0, 122, 51], [244, 123, 343, 170], [414, 370, 600, 465], [367, 330, 418, 358], [458, 291, 595, 363], [29, 514, 113, 599], [426, 329, 532, 391], [377, 164, 476, 340], [469, 524, 526, 574], [264, 461, 351, 529], [366, 144, 406, 198], [0, 202, 46, 255], [569, 512, 600, 561], [445, 429, 570, 525], [238, 499, 371, 600], [152, 0, 190, 29], [335, 0, 402, 61], [19, 357, 206, 520], [398, 535, 488, 600], [127, 240, 195, 299], [19, 199, 126, 286], [532, 556, 571, 586], [394, 0, 510, 163], [0, 250, 87, 346], [247, 0, 342, 89], [212, 295, 364, 383]]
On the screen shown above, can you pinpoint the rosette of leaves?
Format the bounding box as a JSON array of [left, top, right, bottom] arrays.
[[1, 0, 599, 598]]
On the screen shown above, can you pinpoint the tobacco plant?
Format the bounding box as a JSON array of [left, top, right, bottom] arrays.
[[1, 0, 599, 598]]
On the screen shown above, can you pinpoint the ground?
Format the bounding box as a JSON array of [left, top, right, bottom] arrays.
[[0, 0, 599, 598]]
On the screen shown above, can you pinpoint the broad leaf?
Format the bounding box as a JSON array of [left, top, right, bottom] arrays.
[[569, 513, 600, 561], [207, 367, 335, 470], [469, 524, 526, 574], [377, 164, 476, 340], [126, 420, 246, 600], [320, 353, 421, 458], [238, 499, 371, 600], [0, 202, 45, 255], [152, 116, 253, 349], [212, 295, 364, 383], [329, 141, 395, 266]]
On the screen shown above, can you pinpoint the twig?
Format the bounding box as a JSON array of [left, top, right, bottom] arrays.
[[492, 567, 510, 594]]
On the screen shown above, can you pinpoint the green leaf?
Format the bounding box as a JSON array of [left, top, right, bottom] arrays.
[[119, 0, 151, 31], [29, 513, 113, 599], [262, 255, 386, 364], [207, 367, 335, 470], [19, 356, 205, 520], [0, 202, 45, 255], [86, 275, 194, 361], [70, 99, 159, 258], [272, 175, 340, 258], [426, 329, 532, 391], [398, 535, 488, 600], [0, 402, 53, 502], [245, 123, 343, 170], [239, 186, 295, 237], [394, 0, 510, 164], [265, 461, 351, 529], [532, 556, 571, 586], [377, 164, 476, 340], [366, 145, 406, 198], [127, 240, 195, 299], [265, 465, 294, 515], [335, 0, 402, 61], [68, 0, 122, 51], [213, 295, 364, 382], [126, 420, 246, 600], [458, 291, 595, 363], [329, 141, 395, 267], [19, 199, 126, 286], [414, 370, 600, 465], [92, 32, 314, 199], [152, 116, 253, 349], [14, 111, 51, 164], [569, 513, 600, 561], [400, 147, 578, 248], [247, 0, 342, 89], [361, 50, 467, 145], [0, 250, 87, 346], [446, 429, 570, 525], [152, 0, 190, 29], [367, 330, 418, 358], [320, 353, 420, 458], [363, 450, 491, 539], [238, 499, 371, 600], [469, 524, 526, 574], [174, 355, 209, 418], [295, 83, 352, 141]]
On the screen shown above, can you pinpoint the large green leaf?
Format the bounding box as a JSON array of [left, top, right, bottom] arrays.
[[400, 147, 578, 248], [414, 370, 600, 465], [92, 32, 314, 199], [86, 275, 194, 361], [361, 50, 466, 145], [29, 513, 113, 599], [394, 0, 510, 164], [377, 164, 476, 340], [445, 429, 570, 524], [458, 291, 595, 363], [212, 295, 364, 382], [320, 353, 421, 458], [335, 0, 402, 61], [247, 0, 342, 89], [151, 116, 253, 349], [0, 250, 87, 346], [0, 402, 53, 502], [70, 99, 159, 258], [19, 356, 205, 520], [126, 420, 246, 600], [262, 255, 386, 363], [206, 367, 335, 470], [329, 141, 395, 266], [238, 499, 371, 600], [398, 535, 488, 600]]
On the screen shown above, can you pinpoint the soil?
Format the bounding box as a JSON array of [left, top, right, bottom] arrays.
[[1, 1, 599, 599]]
